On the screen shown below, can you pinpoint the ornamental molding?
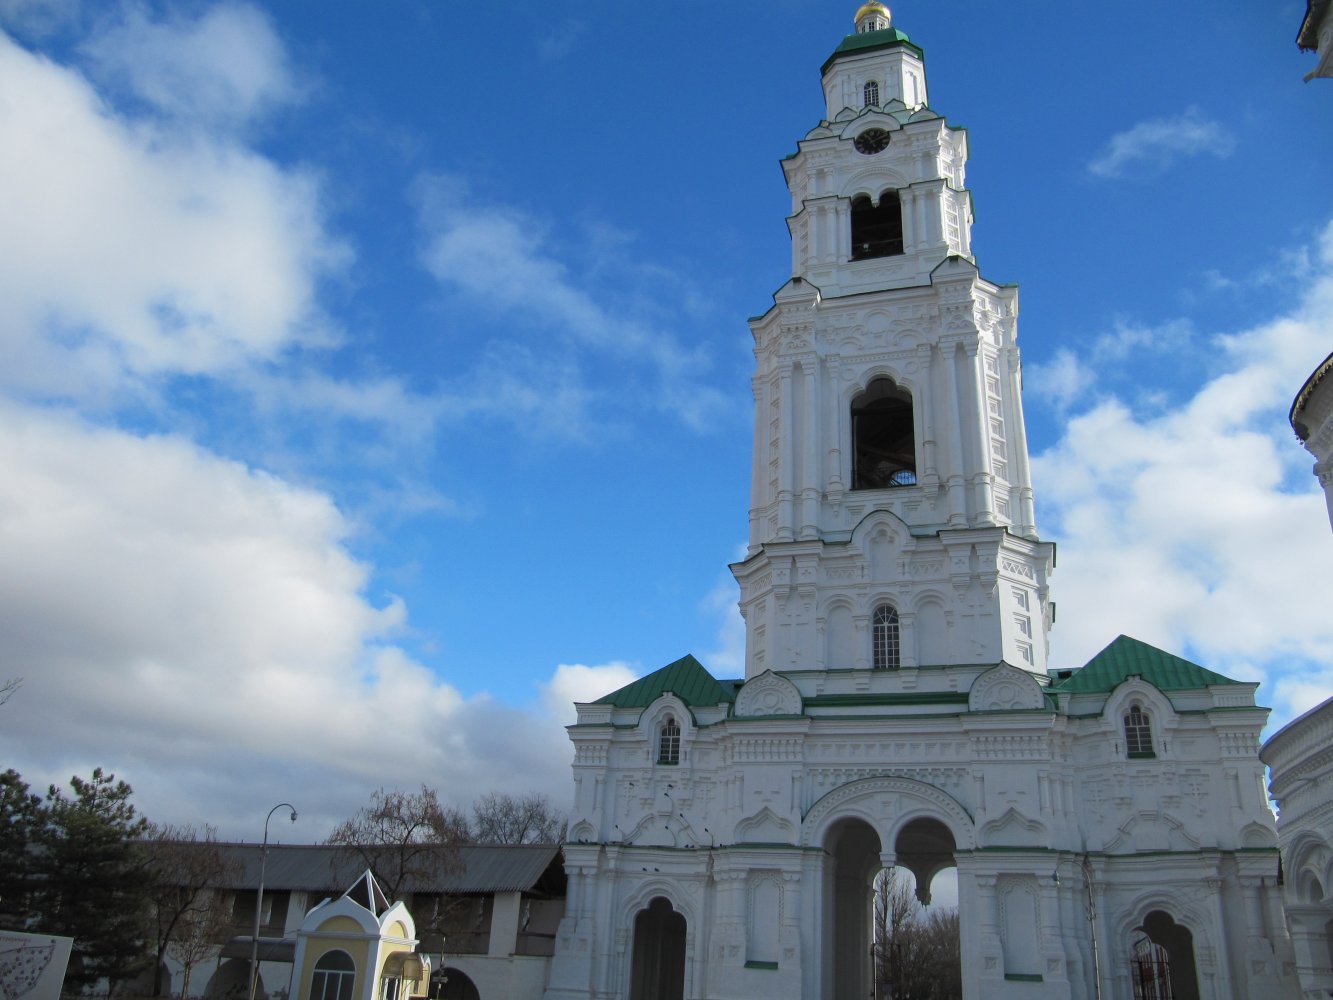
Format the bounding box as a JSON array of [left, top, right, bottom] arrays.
[[799, 774, 975, 848], [736, 806, 798, 845], [978, 807, 1049, 848], [1101, 809, 1202, 854], [999, 558, 1035, 579]]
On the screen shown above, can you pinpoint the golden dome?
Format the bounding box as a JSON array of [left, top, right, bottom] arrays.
[[854, 2, 892, 29]]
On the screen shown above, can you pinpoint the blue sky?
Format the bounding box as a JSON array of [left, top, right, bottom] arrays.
[[1, 0, 1330, 840]]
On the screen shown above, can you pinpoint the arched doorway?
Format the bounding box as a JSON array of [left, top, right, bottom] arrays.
[[825, 818, 882, 1000], [432, 967, 479, 1000], [205, 958, 249, 999], [629, 896, 686, 1000], [1138, 910, 1199, 1000]]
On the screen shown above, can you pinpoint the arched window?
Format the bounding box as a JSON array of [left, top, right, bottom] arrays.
[[658, 715, 681, 764], [311, 950, 356, 1000], [863, 80, 880, 107], [1124, 704, 1155, 759], [852, 378, 916, 489], [850, 190, 903, 260], [872, 605, 900, 670]]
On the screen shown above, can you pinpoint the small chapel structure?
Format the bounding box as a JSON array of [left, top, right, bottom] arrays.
[[542, 5, 1297, 999]]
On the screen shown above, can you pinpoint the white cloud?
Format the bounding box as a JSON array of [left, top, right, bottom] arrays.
[[81, 3, 303, 129], [1025, 347, 1096, 412], [0, 405, 577, 836], [0, 28, 347, 401], [1088, 107, 1235, 179], [537, 20, 586, 62], [699, 571, 746, 679], [1035, 221, 1333, 729], [541, 662, 641, 727], [0, 0, 78, 36], [414, 174, 734, 434]]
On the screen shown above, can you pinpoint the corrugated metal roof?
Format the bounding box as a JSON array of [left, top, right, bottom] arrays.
[[594, 654, 736, 709], [1051, 635, 1242, 694], [205, 842, 561, 895]]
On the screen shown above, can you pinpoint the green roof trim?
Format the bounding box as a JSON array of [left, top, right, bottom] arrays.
[[1051, 635, 1243, 694], [594, 654, 737, 709], [822, 27, 922, 75]]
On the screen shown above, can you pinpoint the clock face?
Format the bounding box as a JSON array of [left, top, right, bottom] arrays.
[[854, 128, 890, 155]]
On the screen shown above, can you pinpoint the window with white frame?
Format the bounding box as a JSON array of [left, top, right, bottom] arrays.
[[1124, 703, 1155, 758], [311, 951, 355, 1000], [658, 715, 681, 764], [863, 80, 880, 106], [872, 605, 900, 670]]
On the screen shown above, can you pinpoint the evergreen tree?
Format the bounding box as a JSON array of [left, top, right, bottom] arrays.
[[37, 768, 152, 994], [0, 768, 42, 930]]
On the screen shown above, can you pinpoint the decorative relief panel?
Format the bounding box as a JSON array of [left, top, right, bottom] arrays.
[[1000, 558, 1035, 579], [735, 670, 804, 717], [970, 735, 1051, 761], [731, 738, 804, 763], [968, 664, 1045, 712]]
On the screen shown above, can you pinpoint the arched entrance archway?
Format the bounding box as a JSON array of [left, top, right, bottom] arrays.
[[894, 817, 957, 905], [1139, 910, 1199, 1000], [825, 818, 882, 1000], [629, 896, 685, 1000], [872, 818, 961, 999], [432, 967, 479, 1000], [205, 958, 249, 999]]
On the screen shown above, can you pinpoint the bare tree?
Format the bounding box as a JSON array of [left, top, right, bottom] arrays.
[[873, 867, 961, 999], [470, 792, 566, 844], [168, 886, 235, 998], [326, 786, 467, 900], [143, 824, 241, 996], [0, 677, 21, 708]]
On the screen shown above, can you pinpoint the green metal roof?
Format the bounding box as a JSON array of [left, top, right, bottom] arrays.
[[822, 27, 923, 75], [1051, 635, 1242, 694], [594, 654, 737, 708]]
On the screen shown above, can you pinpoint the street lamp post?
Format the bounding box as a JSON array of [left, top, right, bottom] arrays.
[[249, 803, 297, 1000]]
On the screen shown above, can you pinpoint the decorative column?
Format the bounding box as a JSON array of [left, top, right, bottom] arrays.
[[940, 341, 967, 525], [963, 340, 995, 524], [827, 356, 845, 494], [778, 365, 795, 540], [801, 360, 820, 539], [1003, 341, 1037, 537], [749, 376, 766, 549], [916, 343, 939, 488]]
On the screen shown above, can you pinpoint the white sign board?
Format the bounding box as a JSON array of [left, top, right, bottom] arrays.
[[0, 931, 73, 1000]]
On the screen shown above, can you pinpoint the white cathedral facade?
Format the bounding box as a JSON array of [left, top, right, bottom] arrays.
[[541, 6, 1298, 999]]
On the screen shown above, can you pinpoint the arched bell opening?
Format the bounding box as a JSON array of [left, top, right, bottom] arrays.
[[629, 896, 686, 1000], [823, 818, 883, 1000], [851, 378, 916, 490]]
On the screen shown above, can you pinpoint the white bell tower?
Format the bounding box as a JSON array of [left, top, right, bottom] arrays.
[[732, 2, 1054, 680]]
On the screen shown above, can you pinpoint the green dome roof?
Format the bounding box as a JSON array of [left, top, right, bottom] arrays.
[[822, 26, 922, 76]]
